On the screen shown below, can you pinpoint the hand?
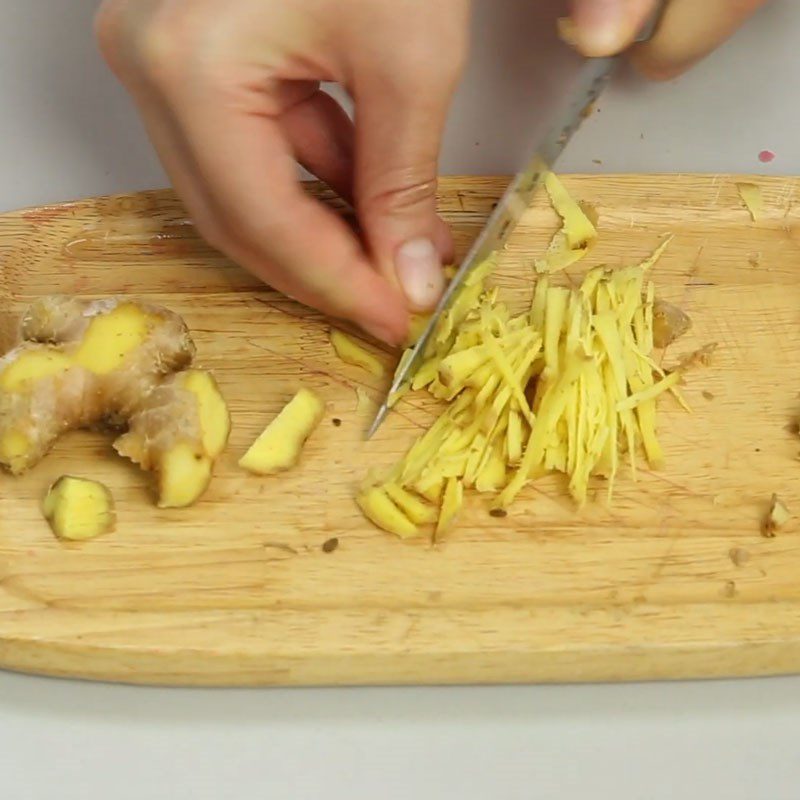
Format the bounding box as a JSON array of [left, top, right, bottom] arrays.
[[95, 0, 470, 345], [568, 0, 770, 79]]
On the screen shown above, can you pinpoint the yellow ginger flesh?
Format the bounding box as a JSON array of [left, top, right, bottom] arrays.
[[239, 388, 324, 475], [42, 476, 116, 541]]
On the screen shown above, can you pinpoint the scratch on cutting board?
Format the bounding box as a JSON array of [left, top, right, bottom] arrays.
[[661, 244, 707, 324], [780, 183, 797, 220], [708, 175, 723, 208], [646, 536, 679, 591]]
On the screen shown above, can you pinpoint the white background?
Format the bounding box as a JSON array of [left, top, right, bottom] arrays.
[[2, 1, 800, 798]]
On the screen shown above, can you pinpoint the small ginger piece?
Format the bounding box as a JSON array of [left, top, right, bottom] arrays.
[[330, 330, 385, 377], [355, 386, 373, 414], [544, 172, 597, 250], [617, 371, 682, 412], [42, 476, 116, 541], [636, 236, 674, 273], [436, 477, 464, 537], [533, 173, 597, 274], [763, 495, 792, 538], [383, 482, 438, 525], [652, 299, 692, 349], [736, 182, 765, 222], [356, 486, 419, 539], [439, 346, 489, 390], [239, 388, 324, 475]]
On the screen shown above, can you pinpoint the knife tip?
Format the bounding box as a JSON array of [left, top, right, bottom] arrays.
[[365, 404, 389, 441]]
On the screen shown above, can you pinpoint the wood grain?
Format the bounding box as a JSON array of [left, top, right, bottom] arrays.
[[1, 176, 799, 686]]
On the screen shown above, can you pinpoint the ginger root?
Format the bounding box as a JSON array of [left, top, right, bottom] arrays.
[[239, 388, 324, 475], [42, 476, 116, 541], [1, 296, 230, 507], [0, 296, 194, 474]]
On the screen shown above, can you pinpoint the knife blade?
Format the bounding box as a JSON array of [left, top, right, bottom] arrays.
[[366, 6, 665, 439]]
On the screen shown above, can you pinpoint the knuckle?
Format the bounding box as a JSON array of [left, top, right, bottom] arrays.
[[94, 1, 192, 89], [136, 17, 188, 89], [363, 170, 439, 217]]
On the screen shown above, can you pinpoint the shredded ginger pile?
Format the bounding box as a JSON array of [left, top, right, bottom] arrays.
[[357, 175, 687, 539]]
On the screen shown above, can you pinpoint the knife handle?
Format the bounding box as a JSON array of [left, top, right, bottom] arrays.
[[635, 0, 667, 43]]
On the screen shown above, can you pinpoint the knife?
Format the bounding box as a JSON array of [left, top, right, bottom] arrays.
[[366, 5, 665, 439]]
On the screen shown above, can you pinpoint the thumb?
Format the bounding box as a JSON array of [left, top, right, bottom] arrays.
[[352, 59, 465, 312], [568, 0, 660, 56]]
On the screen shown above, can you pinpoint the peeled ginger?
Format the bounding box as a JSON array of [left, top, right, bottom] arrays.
[[42, 476, 116, 541], [239, 388, 324, 475]]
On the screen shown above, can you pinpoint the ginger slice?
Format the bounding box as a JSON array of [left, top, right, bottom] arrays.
[[436, 477, 464, 537], [534, 173, 598, 274], [544, 172, 597, 250], [42, 476, 116, 541], [330, 330, 385, 377], [736, 182, 765, 222], [383, 482, 438, 525], [356, 486, 419, 539], [239, 388, 324, 476]]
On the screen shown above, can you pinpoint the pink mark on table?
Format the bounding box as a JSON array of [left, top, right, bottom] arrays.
[[758, 149, 776, 164]]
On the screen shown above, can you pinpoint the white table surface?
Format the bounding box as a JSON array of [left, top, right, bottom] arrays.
[[2, 2, 799, 797]]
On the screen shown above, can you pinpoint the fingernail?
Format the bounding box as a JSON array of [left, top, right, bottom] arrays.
[[574, 0, 626, 55], [395, 237, 445, 311]]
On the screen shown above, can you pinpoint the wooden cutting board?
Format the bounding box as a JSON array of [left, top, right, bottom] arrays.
[[1, 176, 799, 687]]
